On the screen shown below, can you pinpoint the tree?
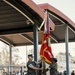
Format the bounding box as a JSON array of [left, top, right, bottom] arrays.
[[0, 42, 22, 66]]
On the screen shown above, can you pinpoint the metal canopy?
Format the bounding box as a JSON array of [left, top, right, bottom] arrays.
[[0, 1, 75, 46], [0, 0, 42, 35], [39, 3, 75, 43], [0, 0, 42, 45]]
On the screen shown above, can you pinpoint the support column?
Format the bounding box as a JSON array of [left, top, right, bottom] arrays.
[[65, 25, 69, 75], [21, 66, 23, 75], [33, 25, 38, 61], [9, 45, 12, 75], [26, 46, 27, 63], [9, 45, 12, 66]]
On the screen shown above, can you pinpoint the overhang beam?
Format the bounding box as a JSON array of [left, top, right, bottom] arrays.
[[3, 0, 34, 24], [0, 36, 14, 46], [0, 26, 33, 35], [68, 26, 75, 34], [48, 12, 65, 24], [20, 34, 34, 44], [50, 33, 58, 43]]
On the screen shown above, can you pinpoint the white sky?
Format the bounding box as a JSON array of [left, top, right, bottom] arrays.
[[33, 0, 75, 23]]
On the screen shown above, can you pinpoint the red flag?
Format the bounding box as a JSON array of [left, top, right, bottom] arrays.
[[40, 11, 54, 64]]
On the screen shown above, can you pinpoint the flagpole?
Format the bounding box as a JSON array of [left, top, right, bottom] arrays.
[[40, 10, 54, 75], [41, 10, 47, 75], [42, 58, 44, 75], [42, 58, 46, 75]]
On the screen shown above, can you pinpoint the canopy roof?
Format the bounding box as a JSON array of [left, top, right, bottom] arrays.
[[39, 3, 75, 43], [0, 0, 75, 46]]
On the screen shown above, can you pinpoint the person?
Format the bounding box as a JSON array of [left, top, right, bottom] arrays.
[[71, 70, 75, 75], [50, 58, 58, 75], [63, 70, 66, 75], [16, 71, 20, 75], [26, 54, 42, 75], [12, 71, 16, 75], [10, 72, 12, 75], [59, 72, 62, 75]]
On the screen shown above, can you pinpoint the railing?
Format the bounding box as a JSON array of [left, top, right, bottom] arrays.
[[0, 65, 26, 75]]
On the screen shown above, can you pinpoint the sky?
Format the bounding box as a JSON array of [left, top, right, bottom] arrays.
[[33, 0, 75, 23], [0, 0, 75, 64]]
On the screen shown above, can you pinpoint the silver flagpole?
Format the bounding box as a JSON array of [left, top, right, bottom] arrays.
[[65, 25, 69, 75]]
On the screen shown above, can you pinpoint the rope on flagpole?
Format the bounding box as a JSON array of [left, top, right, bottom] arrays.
[[38, 19, 45, 31], [38, 10, 47, 31]]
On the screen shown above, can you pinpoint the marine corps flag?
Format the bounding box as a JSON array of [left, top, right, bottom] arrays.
[[40, 11, 54, 64]]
